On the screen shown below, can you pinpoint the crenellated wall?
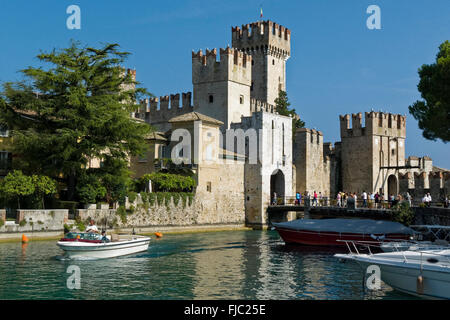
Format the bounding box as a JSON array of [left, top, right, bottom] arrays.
[[399, 171, 449, 202], [134, 92, 193, 132]]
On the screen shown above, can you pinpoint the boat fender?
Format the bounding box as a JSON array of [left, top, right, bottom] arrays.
[[417, 275, 424, 295], [22, 234, 29, 243], [155, 232, 163, 238]]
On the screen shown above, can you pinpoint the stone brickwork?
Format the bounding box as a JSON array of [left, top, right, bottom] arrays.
[[0, 209, 68, 233]]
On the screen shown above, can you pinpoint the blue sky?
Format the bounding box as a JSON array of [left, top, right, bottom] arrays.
[[0, 0, 449, 168]]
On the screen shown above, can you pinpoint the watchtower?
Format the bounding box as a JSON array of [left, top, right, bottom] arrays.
[[338, 111, 407, 195], [231, 20, 291, 106], [192, 47, 252, 129]]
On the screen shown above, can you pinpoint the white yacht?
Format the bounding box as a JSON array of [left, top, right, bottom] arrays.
[[335, 241, 450, 299]]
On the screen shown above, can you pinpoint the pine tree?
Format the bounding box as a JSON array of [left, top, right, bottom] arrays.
[[274, 90, 305, 135], [0, 41, 153, 200], [409, 41, 450, 143]]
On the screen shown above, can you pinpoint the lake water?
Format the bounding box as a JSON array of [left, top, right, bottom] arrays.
[[0, 230, 416, 300]]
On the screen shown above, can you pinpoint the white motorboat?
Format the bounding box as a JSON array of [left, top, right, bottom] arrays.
[[380, 240, 449, 252], [335, 240, 450, 299], [57, 232, 151, 259]]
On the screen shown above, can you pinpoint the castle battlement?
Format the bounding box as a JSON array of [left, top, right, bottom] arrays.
[[231, 20, 291, 57], [250, 98, 276, 113], [192, 47, 252, 85], [134, 92, 193, 126], [339, 111, 406, 138]]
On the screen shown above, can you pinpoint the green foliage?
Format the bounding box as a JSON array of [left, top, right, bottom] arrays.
[[274, 90, 306, 136], [76, 221, 86, 231], [31, 174, 57, 209], [97, 157, 133, 204], [0, 219, 4, 227], [76, 173, 107, 204], [116, 206, 127, 224], [0, 41, 153, 199], [128, 191, 137, 203], [392, 201, 415, 226], [409, 41, 450, 142], [139, 192, 194, 209], [140, 172, 196, 192], [0, 170, 35, 209], [63, 223, 71, 233], [19, 220, 27, 227]]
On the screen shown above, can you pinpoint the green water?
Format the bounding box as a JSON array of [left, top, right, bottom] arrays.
[[0, 230, 415, 300]]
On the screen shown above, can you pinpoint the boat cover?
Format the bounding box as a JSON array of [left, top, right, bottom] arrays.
[[273, 219, 414, 235]]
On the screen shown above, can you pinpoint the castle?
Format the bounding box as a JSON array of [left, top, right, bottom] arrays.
[[129, 20, 449, 228]]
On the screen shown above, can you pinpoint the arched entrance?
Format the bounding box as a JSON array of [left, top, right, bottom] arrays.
[[387, 175, 398, 197], [270, 169, 285, 205]]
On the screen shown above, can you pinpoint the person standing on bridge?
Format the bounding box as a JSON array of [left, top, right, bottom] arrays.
[[272, 192, 277, 205], [362, 191, 367, 208], [337, 192, 342, 207]]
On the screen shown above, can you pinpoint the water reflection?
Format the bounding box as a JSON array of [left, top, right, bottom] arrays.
[[0, 231, 416, 300]]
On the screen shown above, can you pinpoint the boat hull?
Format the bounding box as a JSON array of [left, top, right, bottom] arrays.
[[346, 254, 450, 300], [57, 238, 150, 259], [276, 227, 410, 247]]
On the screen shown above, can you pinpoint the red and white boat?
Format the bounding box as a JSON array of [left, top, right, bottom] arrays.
[[272, 218, 414, 247]]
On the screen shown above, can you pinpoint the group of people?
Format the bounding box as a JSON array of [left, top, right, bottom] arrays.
[[422, 193, 433, 207], [294, 191, 324, 206], [336, 191, 409, 209], [276, 190, 448, 208]]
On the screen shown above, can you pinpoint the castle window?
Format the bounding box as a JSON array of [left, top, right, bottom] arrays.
[[240, 95, 244, 104], [206, 182, 212, 192], [251, 82, 254, 91], [272, 59, 275, 65], [252, 60, 254, 66], [209, 95, 214, 103], [391, 149, 395, 156]]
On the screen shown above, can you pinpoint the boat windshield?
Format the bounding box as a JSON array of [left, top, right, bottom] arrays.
[[65, 232, 103, 241]]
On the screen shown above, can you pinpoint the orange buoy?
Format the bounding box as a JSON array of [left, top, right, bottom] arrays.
[[154, 232, 163, 238], [22, 234, 29, 243]]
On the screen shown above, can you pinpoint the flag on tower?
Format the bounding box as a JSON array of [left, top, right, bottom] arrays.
[[260, 7, 263, 18]]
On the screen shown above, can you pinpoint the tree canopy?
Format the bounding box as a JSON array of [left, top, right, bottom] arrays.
[[0, 41, 153, 201], [274, 90, 305, 135], [409, 40, 450, 143]]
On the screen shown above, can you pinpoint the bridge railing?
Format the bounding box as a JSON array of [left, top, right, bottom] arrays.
[[270, 197, 449, 209]]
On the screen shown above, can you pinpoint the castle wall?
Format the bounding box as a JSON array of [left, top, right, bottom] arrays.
[[293, 128, 330, 196]]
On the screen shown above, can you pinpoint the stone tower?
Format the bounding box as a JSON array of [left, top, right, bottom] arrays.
[[231, 21, 291, 106], [192, 48, 252, 130], [339, 111, 406, 196]]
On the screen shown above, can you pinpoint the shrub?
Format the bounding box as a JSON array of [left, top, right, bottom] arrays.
[[116, 206, 127, 224], [392, 201, 415, 226], [128, 191, 137, 203], [140, 173, 196, 192], [19, 220, 27, 227], [76, 221, 86, 231], [0, 219, 4, 227], [0, 170, 35, 209]]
